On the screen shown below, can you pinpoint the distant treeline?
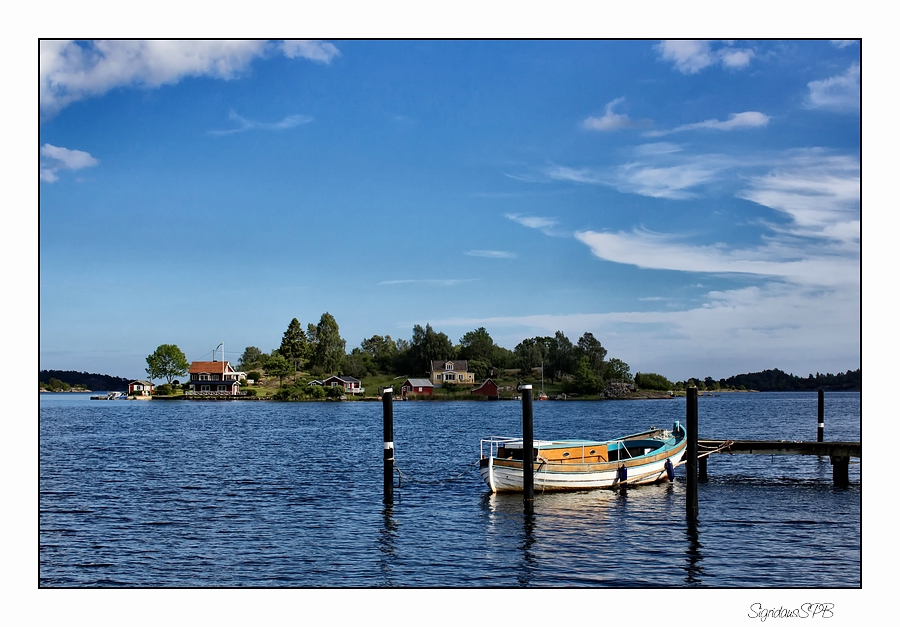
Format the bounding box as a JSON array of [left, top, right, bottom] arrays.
[[39, 370, 132, 391], [717, 368, 861, 392]]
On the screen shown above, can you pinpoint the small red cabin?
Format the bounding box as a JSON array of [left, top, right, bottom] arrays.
[[470, 378, 499, 399]]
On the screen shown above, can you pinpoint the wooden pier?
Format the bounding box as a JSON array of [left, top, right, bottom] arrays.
[[684, 387, 860, 501], [697, 439, 861, 487]]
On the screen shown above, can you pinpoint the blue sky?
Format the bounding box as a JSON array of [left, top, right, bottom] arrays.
[[38, 39, 860, 381]]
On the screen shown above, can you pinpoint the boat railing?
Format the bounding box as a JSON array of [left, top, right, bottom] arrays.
[[481, 436, 521, 459]]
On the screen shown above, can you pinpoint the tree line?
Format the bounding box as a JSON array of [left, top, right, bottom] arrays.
[[39, 370, 132, 391], [231, 315, 640, 395]]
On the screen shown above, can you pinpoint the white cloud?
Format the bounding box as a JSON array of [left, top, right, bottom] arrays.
[[426, 281, 859, 380], [544, 158, 720, 200], [738, 150, 859, 244], [582, 97, 649, 131], [574, 228, 858, 288], [40, 40, 341, 117], [647, 111, 770, 136], [281, 40, 341, 63], [504, 213, 559, 234], [831, 40, 858, 49], [806, 64, 860, 111], [465, 250, 517, 259], [210, 111, 313, 135], [40, 144, 99, 183], [655, 40, 755, 74]]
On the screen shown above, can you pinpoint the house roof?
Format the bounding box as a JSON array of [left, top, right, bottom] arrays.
[[430, 360, 468, 371], [323, 375, 361, 383], [404, 378, 433, 387], [471, 379, 498, 394], [129, 380, 153, 386], [189, 361, 233, 374]]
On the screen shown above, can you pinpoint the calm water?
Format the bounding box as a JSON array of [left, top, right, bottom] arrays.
[[39, 392, 860, 587]]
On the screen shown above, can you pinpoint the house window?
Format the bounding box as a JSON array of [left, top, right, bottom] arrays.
[[199, 374, 209, 381], [436, 374, 442, 381], [201, 385, 210, 392], [446, 373, 456, 381], [417, 387, 422, 392], [218, 385, 226, 392], [445, 362, 454, 370]]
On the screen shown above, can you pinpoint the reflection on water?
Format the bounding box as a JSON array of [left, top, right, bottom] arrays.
[[378, 504, 398, 587], [685, 513, 704, 586]]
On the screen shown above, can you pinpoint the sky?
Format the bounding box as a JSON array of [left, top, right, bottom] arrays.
[[38, 39, 861, 382]]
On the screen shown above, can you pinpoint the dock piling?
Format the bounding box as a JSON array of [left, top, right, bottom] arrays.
[[817, 388, 824, 443], [686, 386, 699, 517], [383, 387, 394, 503], [831, 455, 849, 488], [521, 384, 534, 514]]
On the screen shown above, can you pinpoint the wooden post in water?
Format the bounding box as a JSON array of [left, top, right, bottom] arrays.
[[831, 456, 849, 487], [686, 387, 699, 517], [817, 388, 825, 443], [698, 455, 708, 482], [383, 387, 394, 503], [521, 384, 534, 514]]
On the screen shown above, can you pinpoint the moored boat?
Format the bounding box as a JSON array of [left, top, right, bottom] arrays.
[[479, 422, 686, 492]]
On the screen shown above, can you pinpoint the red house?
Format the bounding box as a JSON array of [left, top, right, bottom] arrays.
[[470, 378, 499, 399], [321, 375, 365, 395], [400, 378, 434, 398]]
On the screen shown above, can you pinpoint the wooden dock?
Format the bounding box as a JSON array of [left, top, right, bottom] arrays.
[[697, 439, 861, 486]]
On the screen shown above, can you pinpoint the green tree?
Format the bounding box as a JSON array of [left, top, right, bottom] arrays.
[[360, 334, 399, 374], [575, 332, 607, 378], [547, 331, 575, 382], [145, 344, 190, 384], [514, 336, 551, 377], [407, 324, 454, 374], [573, 356, 600, 395], [238, 346, 265, 371], [343, 347, 372, 379], [278, 318, 309, 373], [311, 312, 346, 374], [635, 372, 674, 391], [605, 357, 633, 383], [468, 358, 490, 382], [458, 327, 495, 363], [265, 353, 293, 386]]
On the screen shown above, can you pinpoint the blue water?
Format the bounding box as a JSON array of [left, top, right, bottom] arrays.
[[39, 392, 860, 587]]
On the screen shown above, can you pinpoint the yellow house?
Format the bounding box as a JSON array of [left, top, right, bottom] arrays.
[[430, 360, 475, 386]]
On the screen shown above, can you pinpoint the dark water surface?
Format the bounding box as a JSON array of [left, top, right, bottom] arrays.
[[39, 392, 860, 587]]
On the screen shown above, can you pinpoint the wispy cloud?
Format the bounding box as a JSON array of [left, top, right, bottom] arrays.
[[737, 149, 860, 243], [574, 228, 858, 288], [831, 40, 859, 49], [655, 40, 755, 74], [40, 40, 341, 118], [465, 250, 517, 259], [646, 111, 770, 137], [582, 97, 651, 131], [426, 280, 858, 380], [40, 143, 99, 183], [504, 213, 559, 235], [210, 111, 313, 135], [544, 156, 723, 200], [378, 278, 479, 286], [806, 64, 860, 111]]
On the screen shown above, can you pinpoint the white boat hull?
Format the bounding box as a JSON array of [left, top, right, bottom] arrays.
[[479, 424, 687, 493], [481, 451, 684, 492]]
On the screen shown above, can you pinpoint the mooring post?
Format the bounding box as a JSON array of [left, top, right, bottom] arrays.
[[831, 455, 849, 488], [817, 388, 824, 443], [686, 386, 699, 517], [522, 384, 534, 514], [383, 387, 394, 503]]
